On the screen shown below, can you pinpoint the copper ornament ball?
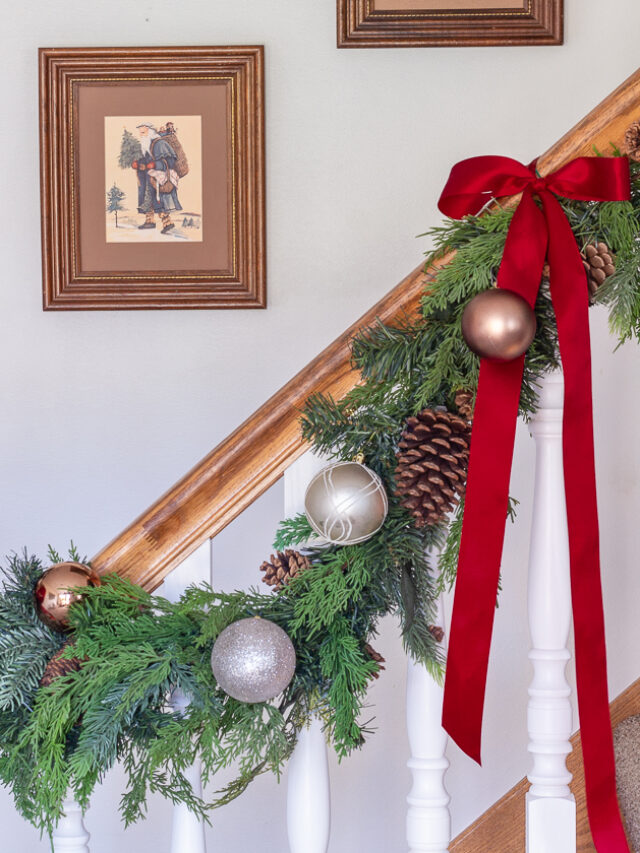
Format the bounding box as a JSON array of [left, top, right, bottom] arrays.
[[461, 289, 537, 362], [34, 561, 101, 631]]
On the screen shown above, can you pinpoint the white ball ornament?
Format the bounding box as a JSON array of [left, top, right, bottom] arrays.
[[211, 617, 296, 703], [304, 461, 389, 546]]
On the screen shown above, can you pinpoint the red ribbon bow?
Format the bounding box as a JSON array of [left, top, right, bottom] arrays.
[[438, 155, 631, 852]]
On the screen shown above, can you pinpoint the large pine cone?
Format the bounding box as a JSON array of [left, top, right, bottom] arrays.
[[394, 408, 471, 527], [40, 642, 83, 687], [582, 242, 615, 302], [260, 549, 311, 591]]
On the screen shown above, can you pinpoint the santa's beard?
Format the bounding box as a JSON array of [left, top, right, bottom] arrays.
[[139, 131, 158, 156]]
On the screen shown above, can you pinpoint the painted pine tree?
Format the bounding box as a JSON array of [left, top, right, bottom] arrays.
[[118, 128, 142, 169], [106, 184, 126, 227]]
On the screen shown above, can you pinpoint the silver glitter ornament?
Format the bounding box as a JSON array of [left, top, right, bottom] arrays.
[[304, 461, 389, 545], [211, 617, 296, 703]]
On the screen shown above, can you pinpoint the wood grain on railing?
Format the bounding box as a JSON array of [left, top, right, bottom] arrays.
[[92, 67, 640, 591]]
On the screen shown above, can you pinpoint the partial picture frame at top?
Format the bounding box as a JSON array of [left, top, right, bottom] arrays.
[[337, 0, 563, 48], [39, 46, 266, 310]]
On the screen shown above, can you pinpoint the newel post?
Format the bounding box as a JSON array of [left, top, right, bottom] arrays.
[[526, 370, 576, 851], [284, 453, 331, 853], [406, 594, 451, 853]]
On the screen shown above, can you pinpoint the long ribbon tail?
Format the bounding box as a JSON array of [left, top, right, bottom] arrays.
[[442, 190, 548, 761], [442, 355, 524, 762], [543, 193, 630, 851]]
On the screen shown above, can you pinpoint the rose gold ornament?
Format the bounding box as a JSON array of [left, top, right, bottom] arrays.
[[34, 562, 101, 631], [461, 288, 537, 361]]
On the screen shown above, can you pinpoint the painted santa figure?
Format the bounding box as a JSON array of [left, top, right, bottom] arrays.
[[132, 122, 183, 234]]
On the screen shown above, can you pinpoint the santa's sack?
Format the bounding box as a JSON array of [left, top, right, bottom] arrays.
[[160, 123, 189, 178]]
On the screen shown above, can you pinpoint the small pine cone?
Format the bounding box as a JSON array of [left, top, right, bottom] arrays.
[[429, 625, 445, 644], [260, 549, 311, 591], [40, 643, 82, 687], [582, 242, 616, 302], [624, 121, 640, 162], [364, 642, 386, 680], [394, 408, 471, 528], [454, 390, 474, 421]]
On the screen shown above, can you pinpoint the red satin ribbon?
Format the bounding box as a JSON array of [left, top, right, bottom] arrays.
[[438, 155, 631, 852]]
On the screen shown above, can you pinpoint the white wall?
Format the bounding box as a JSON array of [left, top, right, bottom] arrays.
[[2, 0, 640, 849]]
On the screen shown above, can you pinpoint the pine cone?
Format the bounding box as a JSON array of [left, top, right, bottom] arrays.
[[624, 121, 640, 162], [582, 242, 615, 302], [394, 408, 471, 528], [364, 642, 386, 679], [40, 642, 82, 687], [454, 390, 474, 421], [260, 549, 311, 591]]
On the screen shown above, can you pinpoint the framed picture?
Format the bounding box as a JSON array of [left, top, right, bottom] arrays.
[[337, 0, 563, 48], [39, 46, 266, 310]]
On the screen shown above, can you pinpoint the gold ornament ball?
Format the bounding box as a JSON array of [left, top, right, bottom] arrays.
[[304, 461, 389, 546], [34, 561, 101, 631], [461, 288, 537, 362]]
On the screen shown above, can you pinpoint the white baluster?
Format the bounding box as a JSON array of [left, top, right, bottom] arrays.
[[284, 453, 331, 853], [287, 716, 331, 853], [162, 541, 212, 853], [52, 797, 90, 853], [526, 370, 576, 852], [406, 594, 451, 853]]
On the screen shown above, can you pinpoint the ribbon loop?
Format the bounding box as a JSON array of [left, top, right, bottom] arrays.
[[438, 154, 630, 853]]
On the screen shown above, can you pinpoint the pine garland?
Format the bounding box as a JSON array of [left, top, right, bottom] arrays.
[[2, 157, 640, 840]]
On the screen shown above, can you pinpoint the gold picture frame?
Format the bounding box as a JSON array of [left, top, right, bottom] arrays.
[[337, 0, 563, 48], [40, 46, 266, 310]]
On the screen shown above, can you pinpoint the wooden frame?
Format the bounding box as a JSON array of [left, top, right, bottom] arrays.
[[39, 46, 266, 310], [337, 0, 563, 48]]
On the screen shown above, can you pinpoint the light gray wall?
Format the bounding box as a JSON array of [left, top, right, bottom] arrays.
[[2, 0, 640, 850]]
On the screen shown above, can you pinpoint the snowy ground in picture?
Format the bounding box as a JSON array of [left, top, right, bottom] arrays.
[[106, 210, 203, 242]]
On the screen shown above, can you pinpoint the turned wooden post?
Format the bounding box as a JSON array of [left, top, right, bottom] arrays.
[[284, 453, 332, 853], [406, 594, 451, 853], [162, 542, 211, 853], [526, 370, 576, 852]]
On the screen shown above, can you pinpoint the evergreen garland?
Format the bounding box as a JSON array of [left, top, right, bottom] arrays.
[[2, 158, 640, 840]]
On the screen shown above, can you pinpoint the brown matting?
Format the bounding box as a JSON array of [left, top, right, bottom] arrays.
[[76, 80, 232, 276]]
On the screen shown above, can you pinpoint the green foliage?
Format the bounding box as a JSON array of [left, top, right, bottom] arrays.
[[0, 552, 64, 712], [273, 513, 315, 550]]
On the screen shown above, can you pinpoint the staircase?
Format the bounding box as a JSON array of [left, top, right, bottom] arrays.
[[50, 67, 640, 852]]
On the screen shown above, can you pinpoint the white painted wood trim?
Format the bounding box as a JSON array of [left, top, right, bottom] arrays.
[[525, 370, 576, 852], [286, 716, 331, 853], [406, 594, 451, 853], [52, 797, 90, 853], [162, 541, 212, 853], [284, 453, 332, 853]]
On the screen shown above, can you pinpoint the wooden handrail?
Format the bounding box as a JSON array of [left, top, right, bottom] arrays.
[[92, 67, 640, 591]]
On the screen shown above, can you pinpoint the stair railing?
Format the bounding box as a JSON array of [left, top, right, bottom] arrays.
[[49, 67, 640, 852]]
